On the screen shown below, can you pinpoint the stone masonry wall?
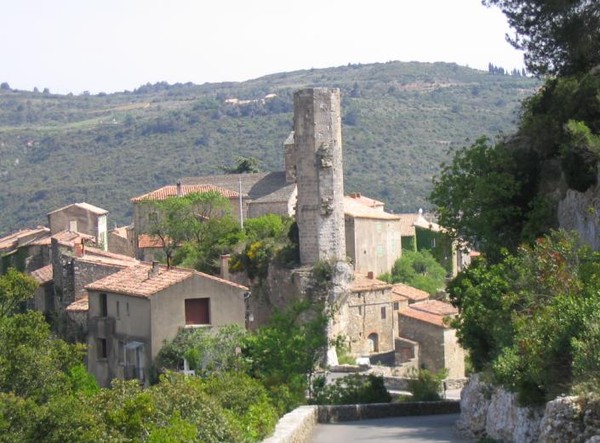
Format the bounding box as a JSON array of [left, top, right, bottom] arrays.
[[294, 88, 346, 265]]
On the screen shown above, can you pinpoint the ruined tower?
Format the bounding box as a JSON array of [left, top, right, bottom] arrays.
[[294, 88, 346, 265]]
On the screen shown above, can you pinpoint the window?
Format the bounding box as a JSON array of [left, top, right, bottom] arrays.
[[116, 301, 120, 318], [97, 338, 107, 359], [393, 302, 399, 310], [148, 212, 158, 222], [99, 293, 108, 317], [381, 306, 386, 319], [126, 302, 130, 316], [358, 305, 362, 316], [185, 298, 210, 325], [118, 340, 125, 365], [376, 244, 384, 257]]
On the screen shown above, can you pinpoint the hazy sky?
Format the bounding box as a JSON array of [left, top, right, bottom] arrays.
[[1, 0, 523, 95]]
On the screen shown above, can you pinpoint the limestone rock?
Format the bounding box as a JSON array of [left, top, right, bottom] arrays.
[[485, 388, 542, 443], [539, 396, 584, 443], [455, 374, 491, 439]]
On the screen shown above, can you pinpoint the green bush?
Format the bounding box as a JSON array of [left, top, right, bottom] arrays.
[[407, 368, 447, 401], [310, 374, 391, 405]]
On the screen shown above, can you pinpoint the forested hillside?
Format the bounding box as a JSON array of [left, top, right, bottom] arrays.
[[0, 61, 540, 235]]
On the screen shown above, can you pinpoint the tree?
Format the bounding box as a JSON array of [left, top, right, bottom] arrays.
[[448, 230, 600, 404], [0, 268, 38, 319], [430, 136, 547, 260], [220, 156, 261, 174], [141, 191, 242, 273], [243, 301, 328, 412], [0, 311, 88, 402], [379, 250, 447, 295], [484, 0, 600, 76]]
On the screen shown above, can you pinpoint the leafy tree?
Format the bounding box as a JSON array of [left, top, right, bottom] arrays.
[[379, 250, 448, 294], [141, 191, 242, 273], [448, 230, 600, 404], [0, 268, 37, 318], [430, 136, 547, 260], [244, 300, 328, 412], [484, 0, 600, 76], [220, 156, 261, 174], [0, 311, 88, 403]]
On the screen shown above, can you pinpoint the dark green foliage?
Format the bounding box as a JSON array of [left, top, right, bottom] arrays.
[[0, 268, 38, 318], [379, 250, 447, 295], [311, 374, 391, 405], [448, 230, 600, 405], [430, 136, 545, 260], [407, 368, 448, 401], [484, 0, 600, 76], [220, 156, 261, 174], [231, 214, 296, 280], [244, 300, 328, 412], [0, 62, 540, 237]]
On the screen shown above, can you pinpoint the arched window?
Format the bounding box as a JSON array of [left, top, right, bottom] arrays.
[[368, 333, 379, 353]]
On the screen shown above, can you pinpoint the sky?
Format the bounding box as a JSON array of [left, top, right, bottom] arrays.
[[1, 0, 524, 95]]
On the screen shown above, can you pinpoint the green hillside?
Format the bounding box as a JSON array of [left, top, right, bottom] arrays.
[[0, 61, 540, 236]]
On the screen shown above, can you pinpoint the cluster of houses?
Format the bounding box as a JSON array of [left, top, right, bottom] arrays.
[[0, 88, 470, 387]]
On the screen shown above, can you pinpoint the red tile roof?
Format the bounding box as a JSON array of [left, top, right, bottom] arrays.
[[131, 184, 241, 202], [351, 273, 393, 292], [344, 197, 400, 220], [346, 193, 385, 209], [400, 300, 458, 328], [0, 227, 50, 250], [391, 283, 430, 302], [33, 230, 96, 247], [30, 264, 53, 285], [138, 234, 166, 249], [85, 262, 247, 298], [66, 294, 89, 312]]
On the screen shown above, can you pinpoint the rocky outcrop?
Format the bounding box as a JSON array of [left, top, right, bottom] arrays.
[[558, 167, 600, 251], [458, 375, 600, 442]]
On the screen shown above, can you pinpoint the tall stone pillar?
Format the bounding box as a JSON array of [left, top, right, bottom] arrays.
[[294, 88, 346, 265]]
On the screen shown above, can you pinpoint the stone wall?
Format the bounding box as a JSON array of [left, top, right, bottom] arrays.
[[294, 88, 346, 265], [457, 373, 600, 442], [317, 401, 460, 423]]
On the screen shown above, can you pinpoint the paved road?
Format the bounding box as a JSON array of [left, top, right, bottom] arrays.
[[310, 413, 470, 442]]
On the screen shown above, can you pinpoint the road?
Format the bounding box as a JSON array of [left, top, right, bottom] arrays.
[[310, 413, 470, 443]]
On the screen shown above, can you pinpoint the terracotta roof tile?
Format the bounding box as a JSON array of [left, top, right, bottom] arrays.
[[66, 294, 89, 312], [85, 263, 247, 298], [347, 192, 385, 209], [0, 227, 51, 250], [138, 234, 166, 249], [391, 283, 430, 302], [351, 273, 392, 292], [131, 184, 241, 202], [344, 197, 400, 220], [399, 300, 457, 328], [33, 230, 96, 247], [30, 264, 53, 285]]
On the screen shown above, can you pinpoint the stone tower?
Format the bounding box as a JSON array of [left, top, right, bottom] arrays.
[[294, 88, 346, 265]]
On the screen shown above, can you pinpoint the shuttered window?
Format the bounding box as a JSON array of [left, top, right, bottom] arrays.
[[185, 298, 210, 325]]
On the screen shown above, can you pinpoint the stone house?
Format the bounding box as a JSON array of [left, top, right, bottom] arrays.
[[337, 272, 402, 356], [85, 262, 249, 387], [0, 226, 51, 273], [47, 202, 109, 251], [344, 194, 403, 276], [398, 300, 465, 378]]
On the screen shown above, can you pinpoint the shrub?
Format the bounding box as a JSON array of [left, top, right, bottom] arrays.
[[311, 374, 391, 405], [407, 368, 447, 401]]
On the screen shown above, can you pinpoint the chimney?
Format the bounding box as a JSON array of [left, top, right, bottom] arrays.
[[150, 260, 160, 277], [220, 254, 230, 280], [176, 181, 183, 197], [367, 271, 374, 280]]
